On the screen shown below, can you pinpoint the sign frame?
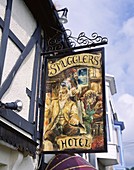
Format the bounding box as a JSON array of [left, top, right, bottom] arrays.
[[43, 47, 107, 154]]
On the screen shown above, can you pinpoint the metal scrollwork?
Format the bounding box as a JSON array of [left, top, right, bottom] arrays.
[[46, 28, 108, 52], [46, 33, 64, 52], [66, 29, 108, 47]]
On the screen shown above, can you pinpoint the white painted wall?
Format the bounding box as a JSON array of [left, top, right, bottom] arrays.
[[10, 0, 36, 46], [0, 143, 35, 170], [106, 82, 115, 143], [0, 0, 6, 21]]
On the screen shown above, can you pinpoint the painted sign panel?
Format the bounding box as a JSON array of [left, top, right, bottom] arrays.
[[43, 48, 107, 153]]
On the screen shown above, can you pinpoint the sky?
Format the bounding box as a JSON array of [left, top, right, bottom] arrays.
[[53, 0, 134, 168]]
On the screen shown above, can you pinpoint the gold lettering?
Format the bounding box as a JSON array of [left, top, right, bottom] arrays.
[[57, 135, 92, 150], [48, 53, 101, 77], [73, 55, 78, 63]]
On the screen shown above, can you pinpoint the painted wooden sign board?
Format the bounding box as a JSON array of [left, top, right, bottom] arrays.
[[43, 48, 107, 154]]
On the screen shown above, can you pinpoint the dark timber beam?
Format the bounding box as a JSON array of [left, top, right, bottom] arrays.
[[0, 17, 25, 52], [0, 27, 40, 99], [0, 0, 13, 85]]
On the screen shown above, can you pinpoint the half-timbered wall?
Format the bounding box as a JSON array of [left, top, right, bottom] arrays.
[[1, 0, 37, 120], [0, 0, 43, 160], [0, 0, 43, 169]]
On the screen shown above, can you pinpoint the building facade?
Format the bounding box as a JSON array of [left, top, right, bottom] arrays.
[[88, 75, 125, 170], [114, 121, 126, 170]]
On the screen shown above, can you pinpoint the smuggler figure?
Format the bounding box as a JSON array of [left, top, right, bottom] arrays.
[[44, 83, 86, 150]]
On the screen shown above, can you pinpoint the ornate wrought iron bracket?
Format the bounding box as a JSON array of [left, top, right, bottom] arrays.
[[43, 28, 108, 55], [66, 29, 108, 47]]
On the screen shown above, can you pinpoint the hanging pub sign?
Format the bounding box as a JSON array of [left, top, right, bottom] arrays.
[[43, 47, 107, 153]]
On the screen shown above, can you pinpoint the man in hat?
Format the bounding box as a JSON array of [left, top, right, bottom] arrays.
[[44, 83, 86, 149]]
